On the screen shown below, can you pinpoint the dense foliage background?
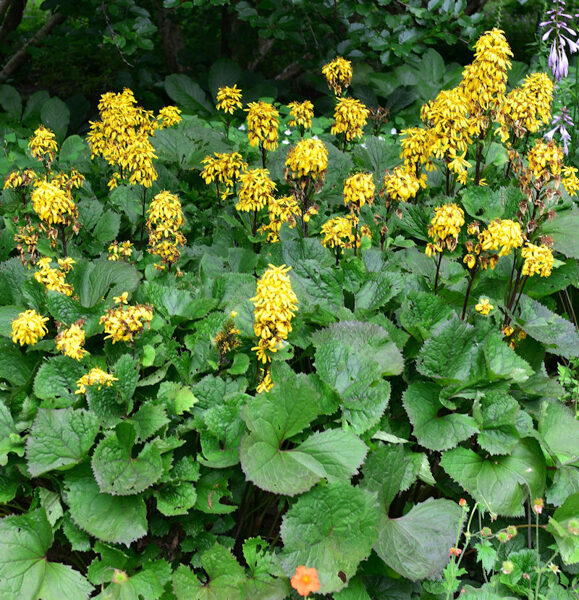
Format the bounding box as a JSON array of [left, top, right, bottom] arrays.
[[0, 1, 578, 600]]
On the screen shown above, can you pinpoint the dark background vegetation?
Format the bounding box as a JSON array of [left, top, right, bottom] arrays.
[[0, 0, 546, 120]]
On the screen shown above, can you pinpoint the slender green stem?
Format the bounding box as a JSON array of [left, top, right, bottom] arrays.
[[462, 265, 479, 320], [434, 252, 443, 295]]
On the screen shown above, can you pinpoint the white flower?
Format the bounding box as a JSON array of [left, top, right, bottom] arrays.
[[282, 139, 290, 145], [284, 129, 291, 136], [390, 128, 397, 135], [238, 124, 246, 131]]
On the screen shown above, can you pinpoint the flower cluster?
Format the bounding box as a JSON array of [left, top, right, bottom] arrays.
[[259, 195, 302, 242], [321, 214, 371, 250], [527, 139, 563, 182], [29, 126, 59, 163], [426, 203, 465, 254], [459, 28, 513, 117], [343, 172, 375, 212], [245, 101, 280, 151], [87, 88, 180, 189], [250, 264, 298, 364], [11, 309, 49, 346], [540, 0, 579, 80], [214, 312, 241, 356], [288, 100, 314, 131], [479, 219, 524, 258], [498, 73, 554, 141], [216, 85, 243, 114], [285, 138, 328, 181], [322, 56, 353, 96], [108, 240, 134, 262], [99, 293, 154, 344], [4, 168, 36, 190], [34, 256, 75, 296], [31, 179, 78, 227], [75, 368, 118, 395], [55, 322, 87, 360], [399, 127, 436, 173], [382, 165, 426, 203], [545, 107, 574, 155], [147, 191, 186, 269], [521, 243, 554, 277], [201, 152, 247, 201], [236, 168, 276, 213], [331, 97, 369, 143], [562, 165, 579, 196]]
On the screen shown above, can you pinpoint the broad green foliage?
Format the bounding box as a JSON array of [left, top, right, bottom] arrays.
[[0, 24, 578, 600]]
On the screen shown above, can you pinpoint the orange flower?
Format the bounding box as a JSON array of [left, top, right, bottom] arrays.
[[291, 565, 320, 597]]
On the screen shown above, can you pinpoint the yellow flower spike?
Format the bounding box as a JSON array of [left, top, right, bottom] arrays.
[[343, 172, 375, 212], [245, 101, 280, 151], [11, 310, 49, 346], [322, 56, 353, 96], [382, 165, 426, 203], [55, 323, 87, 360], [478, 219, 524, 257], [285, 138, 328, 180], [521, 243, 554, 278], [287, 100, 314, 130], [428, 203, 465, 246], [216, 85, 243, 114], [75, 368, 118, 395], [331, 97, 369, 142], [29, 126, 59, 163], [236, 169, 276, 213]]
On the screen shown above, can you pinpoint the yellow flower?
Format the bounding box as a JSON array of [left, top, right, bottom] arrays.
[[216, 85, 243, 114], [259, 195, 302, 242], [475, 297, 494, 315], [382, 165, 426, 202], [322, 56, 353, 95], [31, 179, 77, 226], [250, 264, 298, 364], [108, 241, 133, 261], [521, 243, 554, 278], [331, 97, 369, 142], [75, 368, 118, 395], [201, 152, 247, 201], [29, 126, 59, 163], [562, 165, 579, 196], [34, 256, 74, 296], [285, 138, 328, 180], [287, 100, 314, 130], [55, 323, 87, 360], [320, 214, 370, 250], [343, 172, 375, 212], [4, 169, 36, 189], [479, 219, 523, 257], [399, 127, 436, 172], [459, 28, 513, 116], [11, 309, 49, 346], [256, 371, 273, 394], [100, 300, 153, 344], [157, 105, 182, 128], [245, 101, 280, 151], [236, 168, 276, 212], [428, 203, 465, 245], [527, 140, 563, 181], [463, 253, 476, 269]]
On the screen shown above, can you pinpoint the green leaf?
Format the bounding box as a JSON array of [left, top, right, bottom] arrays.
[[173, 544, 245, 600], [26, 408, 99, 476], [280, 483, 379, 594], [547, 466, 579, 506], [483, 333, 533, 383], [361, 444, 407, 511], [69, 259, 140, 308], [113, 354, 140, 405], [95, 560, 171, 600], [93, 211, 121, 244], [416, 317, 484, 385], [399, 291, 454, 342], [155, 482, 197, 516], [208, 58, 242, 98], [65, 468, 147, 546], [475, 391, 520, 456], [0, 343, 38, 387], [33, 356, 85, 404], [0, 509, 92, 600], [541, 207, 579, 259], [514, 296, 579, 359], [313, 321, 403, 397], [460, 186, 504, 222], [341, 380, 391, 435], [40, 97, 70, 142], [441, 439, 546, 517], [130, 404, 169, 441], [474, 541, 497, 573], [374, 498, 462, 581], [165, 74, 214, 115], [0, 400, 24, 465], [91, 431, 163, 495], [538, 401, 579, 464], [546, 492, 579, 564], [403, 382, 478, 451], [0, 84, 22, 120]]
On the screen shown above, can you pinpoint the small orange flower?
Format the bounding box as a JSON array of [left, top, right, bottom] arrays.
[[291, 565, 320, 597]]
